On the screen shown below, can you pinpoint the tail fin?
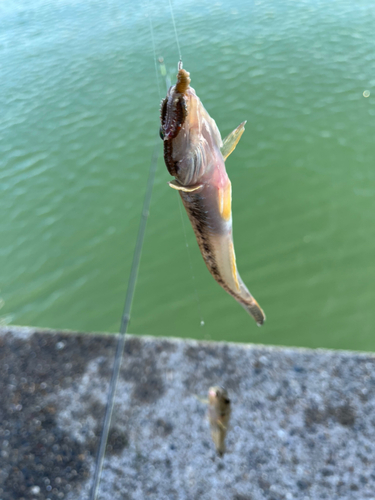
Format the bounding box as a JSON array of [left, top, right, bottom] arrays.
[[242, 298, 266, 326]]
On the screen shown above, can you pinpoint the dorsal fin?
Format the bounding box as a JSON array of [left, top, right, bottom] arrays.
[[221, 121, 247, 161]]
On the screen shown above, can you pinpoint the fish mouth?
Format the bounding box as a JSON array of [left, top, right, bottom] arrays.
[[160, 94, 188, 175], [160, 68, 190, 141], [160, 66, 191, 176], [160, 93, 188, 140]]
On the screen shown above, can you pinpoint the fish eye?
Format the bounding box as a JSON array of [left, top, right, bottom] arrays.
[[224, 398, 230, 405], [159, 127, 164, 140]]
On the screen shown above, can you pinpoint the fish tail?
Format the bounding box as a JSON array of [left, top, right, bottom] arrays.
[[242, 297, 266, 326], [211, 429, 226, 457]]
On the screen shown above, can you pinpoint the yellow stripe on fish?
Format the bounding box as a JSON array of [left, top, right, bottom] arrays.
[[218, 182, 232, 222], [229, 240, 240, 292]]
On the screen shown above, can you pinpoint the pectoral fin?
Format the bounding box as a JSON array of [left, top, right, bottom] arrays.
[[194, 395, 209, 404], [217, 420, 227, 430], [221, 121, 247, 161], [168, 180, 203, 192]]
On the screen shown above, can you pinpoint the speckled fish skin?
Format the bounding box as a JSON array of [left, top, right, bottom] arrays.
[[208, 386, 231, 457], [160, 65, 265, 326]]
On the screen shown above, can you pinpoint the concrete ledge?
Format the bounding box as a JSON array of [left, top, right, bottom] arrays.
[[1, 326, 375, 500]]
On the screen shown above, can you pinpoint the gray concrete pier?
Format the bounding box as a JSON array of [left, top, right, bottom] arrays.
[[1, 326, 375, 500]]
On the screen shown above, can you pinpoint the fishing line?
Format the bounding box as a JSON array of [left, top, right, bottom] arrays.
[[90, 4, 190, 495], [89, 143, 159, 500], [168, 0, 182, 61], [148, 13, 162, 100], [159, 3, 205, 328], [177, 194, 205, 327], [89, 12, 162, 500], [155, 41, 204, 328]]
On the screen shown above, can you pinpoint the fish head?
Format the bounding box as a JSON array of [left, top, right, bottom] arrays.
[[160, 66, 222, 185], [208, 386, 231, 410]]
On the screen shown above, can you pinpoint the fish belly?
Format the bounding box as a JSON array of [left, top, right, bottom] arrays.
[[179, 186, 265, 325]]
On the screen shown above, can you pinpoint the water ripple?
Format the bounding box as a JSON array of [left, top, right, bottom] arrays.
[[0, 0, 374, 350]]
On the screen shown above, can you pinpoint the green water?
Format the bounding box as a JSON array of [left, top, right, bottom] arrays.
[[1, 0, 375, 350]]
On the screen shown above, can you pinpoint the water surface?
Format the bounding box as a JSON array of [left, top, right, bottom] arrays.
[[1, 0, 375, 350]]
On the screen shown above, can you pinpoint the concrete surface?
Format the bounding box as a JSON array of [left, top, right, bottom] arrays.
[[1, 326, 375, 500]]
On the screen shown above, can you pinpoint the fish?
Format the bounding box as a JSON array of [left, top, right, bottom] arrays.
[[207, 386, 231, 456], [160, 62, 265, 326]]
